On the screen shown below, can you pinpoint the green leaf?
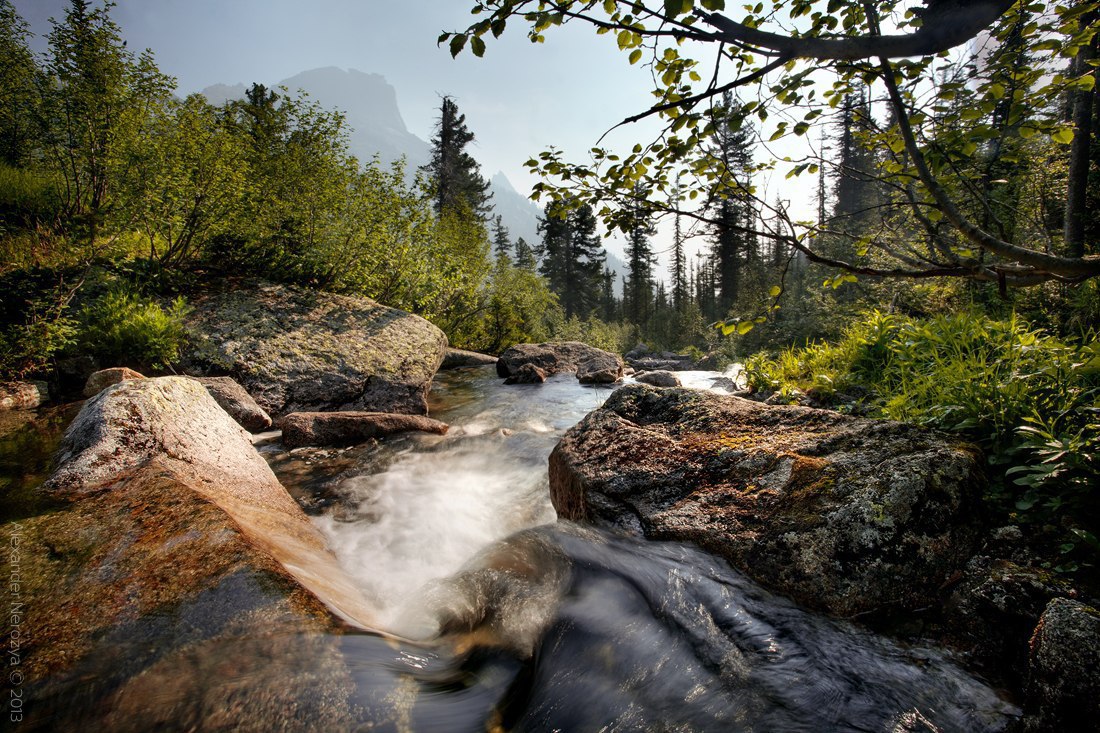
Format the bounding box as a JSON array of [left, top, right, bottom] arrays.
[[769, 285, 782, 297], [1052, 127, 1075, 144], [449, 34, 467, 58], [629, 48, 643, 64], [470, 36, 486, 57], [700, 0, 725, 9]]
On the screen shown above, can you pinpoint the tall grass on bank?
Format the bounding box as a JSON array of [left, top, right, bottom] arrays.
[[744, 311, 1100, 561]]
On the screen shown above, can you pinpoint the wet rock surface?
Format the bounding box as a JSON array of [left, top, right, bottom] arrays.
[[279, 411, 449, 448], [497, 341, 623, 384], [183, 281, 447, 416], [503, 362, 547, 385], [549, 383, 986, 617]]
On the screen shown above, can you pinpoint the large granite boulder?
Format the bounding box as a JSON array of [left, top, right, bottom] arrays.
[[183, 282, 447, 416], [188, 375, 272, 432], [15, 376, 384, 729], [280, 411, 449, 448], [549, 384, 985, 617], [1023, 598, 1100, 732], [497, 342, 623, 384]]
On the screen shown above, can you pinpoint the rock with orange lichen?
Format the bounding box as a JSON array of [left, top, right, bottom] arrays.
[[549, 383, 986, 617], [10, 376, 389, 730]]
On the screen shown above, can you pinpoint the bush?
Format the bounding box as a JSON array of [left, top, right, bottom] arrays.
[[79, 289, 190, 371], [744, 310, 1100, 537], [0, 291, 77, 380]]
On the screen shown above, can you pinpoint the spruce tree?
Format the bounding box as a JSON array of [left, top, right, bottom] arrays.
[[537, 199, 606, 319], [491, 214, 511, 260], [420, 96, 492, 220], [514, 236, 537, 271], [622, 196, 656, 327]]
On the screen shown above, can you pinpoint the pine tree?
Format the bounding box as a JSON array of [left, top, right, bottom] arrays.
[[514, 236, 537, 271], [537, 199, 607, 319], [669, 190, 688, 312], [622, 195, 656, 327], [831, 88, 877, 229], [420, 96, 492, 220], [491, 214, 511, 260], [706, 92, 757, 317]]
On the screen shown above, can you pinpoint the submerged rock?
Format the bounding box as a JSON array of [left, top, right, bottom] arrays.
[[1024, 598, 1100, 732], [82, 366, 144, 398], [497, 341, 623, 384], [189, 375, 272, 432], [183, 281, 447, 416], [549, 384, 985, 617], [441, 347, 499, 369], [0, 380, 48, 410], [280, 410, 449, 448]]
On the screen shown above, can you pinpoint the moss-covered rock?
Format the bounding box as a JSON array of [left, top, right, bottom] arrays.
[[183, 282, 447, 416], [1023, 598, 1100, 732], [549, 383, 986, 617]]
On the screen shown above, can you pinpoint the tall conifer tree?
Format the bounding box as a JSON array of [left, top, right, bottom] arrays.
[[420, 96, 492, 220]]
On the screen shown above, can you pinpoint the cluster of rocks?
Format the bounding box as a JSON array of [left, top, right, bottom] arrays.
[[623, 342, 720, 372], [496, 341, 624, 385], [547, 382, 1099, 731]]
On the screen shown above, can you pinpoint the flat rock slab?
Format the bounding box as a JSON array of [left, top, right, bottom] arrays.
[[280, 411, 449, 448], [189, 375, 272, 432], [441, 347, 499, 369], [183, 282, 447, 416], [497, 341, 623, 384], [549, 384, 985, 617]]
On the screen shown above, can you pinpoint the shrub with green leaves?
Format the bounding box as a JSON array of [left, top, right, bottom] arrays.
[[79, 289, 190, 371], [744, 310, 1100, 542]]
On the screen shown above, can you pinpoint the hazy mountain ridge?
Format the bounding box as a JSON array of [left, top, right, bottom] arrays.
[[200, 67, 544, 248]]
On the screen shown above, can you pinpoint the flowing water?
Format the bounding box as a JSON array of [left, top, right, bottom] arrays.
[[260, 367, 1020, 732]]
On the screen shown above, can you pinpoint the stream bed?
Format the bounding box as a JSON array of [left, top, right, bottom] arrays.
[[259, 366, 1020, 732]]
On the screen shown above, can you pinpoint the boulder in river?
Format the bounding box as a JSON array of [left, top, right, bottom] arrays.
[[18, 376, 381, 728], [504, 362, 548, 385], [188, 375, 272, 432], [183, 281, 447, 416], [549, 384, 985, 617], [635, 370, 682, 388], [82, 366, 144, 398], [279, 410, 449, 448], [497, 341, 623, 384]]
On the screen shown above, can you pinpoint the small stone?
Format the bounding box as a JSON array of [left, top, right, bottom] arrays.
[[635, 370, 682, 388], [504, 363, 547, 385], [82, 367, 145, 398], [0, 381, 48, 410], [189, 376, 272, 432]]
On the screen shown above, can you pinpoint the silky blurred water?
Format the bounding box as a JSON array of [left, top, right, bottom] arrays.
[[264, 365, 1019, 731]]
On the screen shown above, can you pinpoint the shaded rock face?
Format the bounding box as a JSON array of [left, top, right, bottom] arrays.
[[440, 347, 499, 369], [635, 370, 682, 388], [189, 375, 272, 432], [497, 341, 623, 384], [280, 411, 448, 448], [183, 282, 447, 416], [944, 556, 1077, 682], [503, 363, 547, 385], [1024, 598, 1100, 732], [17, 376, 383, 728], [0, 380, 47, 410], [82, 366, 144, 398], [549, 384, 985, 617]]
